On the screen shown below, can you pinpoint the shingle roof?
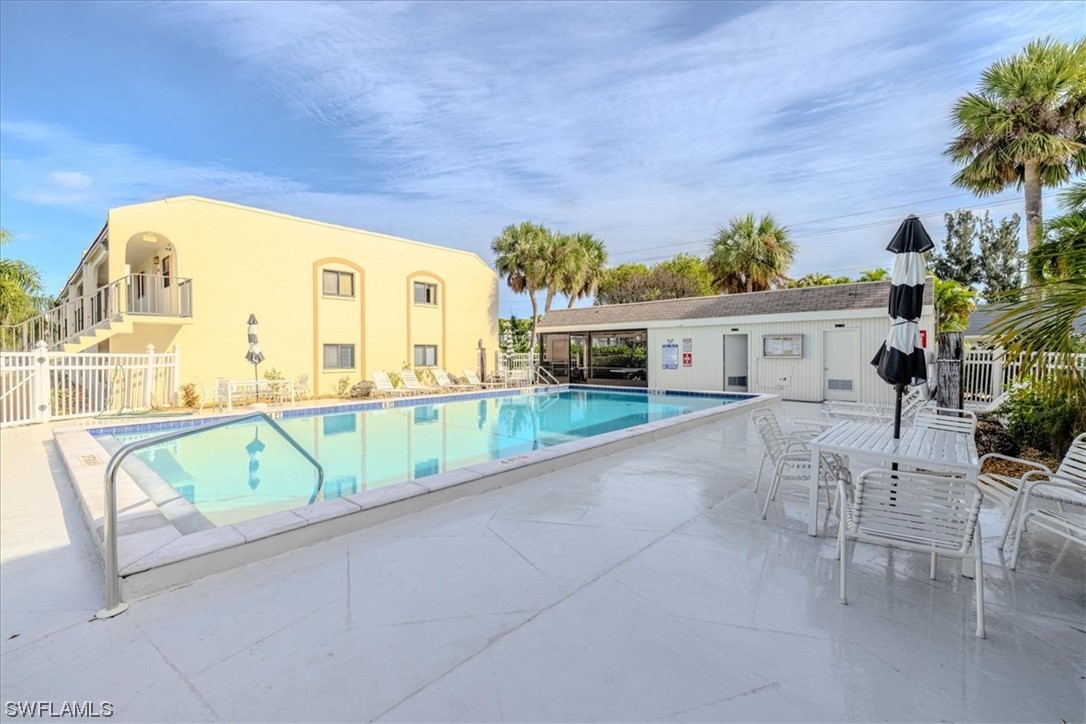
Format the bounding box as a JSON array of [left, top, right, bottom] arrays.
[[966, 303, 1086, 336], [539, 280, 933, 328]]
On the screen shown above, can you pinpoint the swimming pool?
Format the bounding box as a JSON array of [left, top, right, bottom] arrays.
[[97, 386, 749, 527]]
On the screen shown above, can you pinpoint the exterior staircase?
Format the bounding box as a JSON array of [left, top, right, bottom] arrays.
[[0, 274, 192, 352]]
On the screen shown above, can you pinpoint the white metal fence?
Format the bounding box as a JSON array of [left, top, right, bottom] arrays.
[[962, 348, 1086, 405], [0, 342, 179, 427]]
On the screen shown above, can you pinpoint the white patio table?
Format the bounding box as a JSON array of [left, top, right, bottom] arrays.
[[807, 419, 980, 537], [220, 379, 296, 411]]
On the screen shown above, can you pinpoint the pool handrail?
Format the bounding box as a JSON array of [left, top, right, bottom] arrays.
[[95, 411, 325, 620]]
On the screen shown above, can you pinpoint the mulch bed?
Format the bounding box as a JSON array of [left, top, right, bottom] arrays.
[[975, 415, 1058, 477]]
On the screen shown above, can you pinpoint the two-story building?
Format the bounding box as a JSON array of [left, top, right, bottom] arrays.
[[20, 196, 499, 396]]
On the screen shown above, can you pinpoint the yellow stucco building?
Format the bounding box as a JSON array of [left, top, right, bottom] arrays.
[[47, 196, 499, 396]]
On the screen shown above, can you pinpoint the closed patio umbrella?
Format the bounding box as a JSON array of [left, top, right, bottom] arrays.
[[245, 313, 265, 387], [871, 215, 934, 439]]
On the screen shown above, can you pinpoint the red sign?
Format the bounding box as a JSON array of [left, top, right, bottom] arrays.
[[682, 352, 692, 367], [919, 330, 928, 348]]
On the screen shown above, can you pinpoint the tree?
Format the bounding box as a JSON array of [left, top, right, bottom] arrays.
[[790, 272, 852, 287], [707, 214, 796, 293], [977, 212, 1022, 302], [557, 232, 608, 309], [985, 180, 1086, 400], [855, 268, 890, 282], [655, 253, 714, 296], [946, 37, 1086, 263], [595, 256, 714, 305], [934, 278, 978, 332], [930, 210, 982, 286], [0, 229, 47, 332], [491, 221, 551, 345]]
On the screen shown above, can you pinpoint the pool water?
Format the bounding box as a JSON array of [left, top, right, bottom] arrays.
[[106, 388, 742, 526]]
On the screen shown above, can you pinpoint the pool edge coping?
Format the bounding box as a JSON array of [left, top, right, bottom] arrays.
[[53, 389, 780, 602]]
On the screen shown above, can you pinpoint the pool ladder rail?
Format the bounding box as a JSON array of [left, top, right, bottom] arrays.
[[96, 412, 325, 620]]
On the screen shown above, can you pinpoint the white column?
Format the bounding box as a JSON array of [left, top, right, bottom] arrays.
[[143, 344, 156, 409], [32, 340, 50, 425]]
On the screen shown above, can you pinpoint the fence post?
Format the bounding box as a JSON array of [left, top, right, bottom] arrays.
[[143, 344, 155, 409], [991, 349, 1004, 402], [172, 346, 181, 406], [31, 340, 51, 425]]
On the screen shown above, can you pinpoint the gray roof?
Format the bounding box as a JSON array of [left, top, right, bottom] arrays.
[[540, 280, 933, 329], [966, 303, 1086, 337]]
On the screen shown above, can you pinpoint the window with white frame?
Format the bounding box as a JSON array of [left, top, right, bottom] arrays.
[[413, 281, 438, 305], [413, 345, 438, 367], [323, 270, 355, 297], [323, 344, 356, 370]]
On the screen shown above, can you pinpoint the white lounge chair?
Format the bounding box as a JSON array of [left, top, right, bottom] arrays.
[[399, 369, 440, 395], [983, 432, 1086, 565], [293, 374, 311, 401], [371, 371, 412, 398], [751, 408, 846, 520], [432, 369, 475, 392], [462, 369, 505, 389], [836, 469, 986, 638], [824, 386, 927, 424]]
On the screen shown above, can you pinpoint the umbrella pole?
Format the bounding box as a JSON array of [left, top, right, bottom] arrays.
[[892, 383, 904, 440]]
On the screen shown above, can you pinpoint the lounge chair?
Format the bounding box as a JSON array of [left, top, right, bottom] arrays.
[[913, 407, 977, 435], [981, 432, 1086, 564], [432, 369, 475, 392], [824, 386, 927, 424], [836, 469, 986, 638], [371, 371, 413, 397], [462, 369, 506, 389], [399, 369, 440, 395], [293, 374, 311, 401]]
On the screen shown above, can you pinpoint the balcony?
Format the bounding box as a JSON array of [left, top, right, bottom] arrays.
[[1, 274, 193, 351]]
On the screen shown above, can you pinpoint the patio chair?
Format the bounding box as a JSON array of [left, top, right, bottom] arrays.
[[293, 374, 311, 401], [836, 469, 986, 638], [432, 368, 475, 392], [751, 408, 846, 520], [981, 432, 1086, 558], [913, 407, 978, 435], [462, 369, 506, 389], [1008, 474, 1086, 570], [399, 369, 440, 394]]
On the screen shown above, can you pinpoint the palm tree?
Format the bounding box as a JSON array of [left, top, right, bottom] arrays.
[[0, 228, 47, 330], [985, 180, 1086, 399], [558, 233, 608, 309], [934, 278, 977, 332], [945, 37, 1086, 262], [792, 272, 834, 288], [856, 268, 890, 282], [708, 214, 796, 293], [491, 221, 551, 346]]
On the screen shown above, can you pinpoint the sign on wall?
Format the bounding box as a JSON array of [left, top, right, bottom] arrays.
[[662, 339, 679, 370], [682, 337, 693, 367], [763, 334, 803, 358]]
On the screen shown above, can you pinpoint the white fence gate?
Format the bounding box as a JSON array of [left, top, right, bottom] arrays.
[[962, 348, 1086, 406], [0, 342, 179, 427]]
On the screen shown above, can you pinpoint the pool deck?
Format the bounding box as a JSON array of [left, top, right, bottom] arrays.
[[1, 402, 1083, 722]]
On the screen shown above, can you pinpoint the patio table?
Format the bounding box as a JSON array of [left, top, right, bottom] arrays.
[[807, 419, 980, 537]]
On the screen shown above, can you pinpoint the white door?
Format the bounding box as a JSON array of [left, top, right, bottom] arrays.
[[723, 334, 749, 392], [823, 329, 859, 401]]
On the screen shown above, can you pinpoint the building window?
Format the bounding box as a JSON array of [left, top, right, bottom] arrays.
[[323, 270, 355, 297], [162, 256, 172, 288], [323, 344, 355, 370], [413, 281, 438, 305], [413, 345, 438, 367]]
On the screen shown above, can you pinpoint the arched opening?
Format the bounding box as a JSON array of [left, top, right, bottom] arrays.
[[124, 232, 186, 316]]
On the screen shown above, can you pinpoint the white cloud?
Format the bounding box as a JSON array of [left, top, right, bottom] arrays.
[[49, 170, 91, 189]]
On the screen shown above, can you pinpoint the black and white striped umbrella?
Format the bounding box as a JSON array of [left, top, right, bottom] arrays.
[[245, 313, 264, 384], [870, 215, 934, 437]]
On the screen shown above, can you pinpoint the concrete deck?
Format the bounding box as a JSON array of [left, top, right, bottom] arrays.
[[1, 403, 1083, 722]]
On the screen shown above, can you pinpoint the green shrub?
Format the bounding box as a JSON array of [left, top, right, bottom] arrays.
[[996, 377, 1086, 458], [180, 383, 200, 409], [335, 376, 351, 396]]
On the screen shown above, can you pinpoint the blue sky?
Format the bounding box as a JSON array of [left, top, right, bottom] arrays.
[[1, 1, 1083, 318]]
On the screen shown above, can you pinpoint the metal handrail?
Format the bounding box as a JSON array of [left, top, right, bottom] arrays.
[[95, 412, 324, 619], [535, 366, 560, 385]]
